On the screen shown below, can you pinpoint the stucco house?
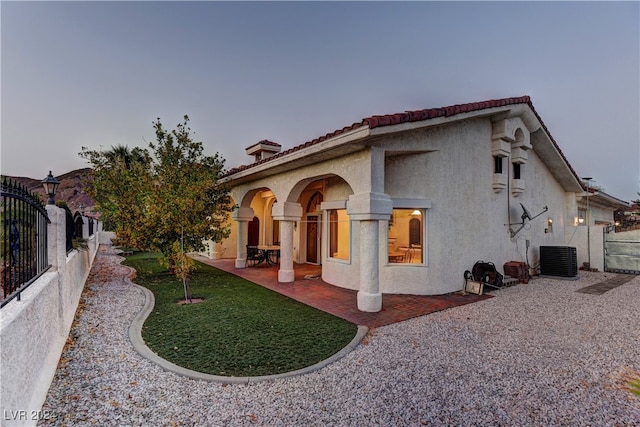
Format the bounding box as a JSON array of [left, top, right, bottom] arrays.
[[212, 96, 625, 312]]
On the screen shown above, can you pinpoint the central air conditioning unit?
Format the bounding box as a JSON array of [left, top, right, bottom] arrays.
[[539, 246, 578, 278]]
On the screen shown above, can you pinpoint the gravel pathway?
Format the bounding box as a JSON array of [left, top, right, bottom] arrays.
[[39, 245, 640, 426]]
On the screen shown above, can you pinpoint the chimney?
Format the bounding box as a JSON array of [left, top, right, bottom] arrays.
[[245, 140, 282, 163]]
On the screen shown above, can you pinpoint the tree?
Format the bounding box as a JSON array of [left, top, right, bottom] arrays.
[[80, 144, 154, 250], [80, 116, 234, 300]]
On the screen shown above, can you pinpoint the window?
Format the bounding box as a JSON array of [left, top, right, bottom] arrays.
[[494, 156, 503, 174], [328, 209, 349, 260], [513, 162, 521, 179], [388, 209, 424, 264]]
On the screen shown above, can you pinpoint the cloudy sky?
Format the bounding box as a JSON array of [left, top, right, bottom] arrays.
[[1, 1, 638, 201]]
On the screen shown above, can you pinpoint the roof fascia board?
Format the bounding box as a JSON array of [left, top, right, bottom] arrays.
[[530, 127, 583, 193], [368, 105, 524, 137], [581, 192, 630, 209]]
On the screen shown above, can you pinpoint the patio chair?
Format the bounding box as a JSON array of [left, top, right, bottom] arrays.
[[246, 245, 265, 267]]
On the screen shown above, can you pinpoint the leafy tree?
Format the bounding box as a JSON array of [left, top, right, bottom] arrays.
[[80, 116, 233, 299], [80, 144, 154, 251]]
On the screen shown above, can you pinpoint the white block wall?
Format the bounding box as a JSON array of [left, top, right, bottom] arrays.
[[0, 207, 101, 427]]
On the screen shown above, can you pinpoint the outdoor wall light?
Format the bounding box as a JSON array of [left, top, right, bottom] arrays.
[[411, 210, 422, 216], [42, 171, 60, 205]]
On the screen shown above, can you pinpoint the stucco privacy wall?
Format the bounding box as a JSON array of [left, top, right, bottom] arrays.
[[565, 224, 606, 272], [605, 229, 640, 272], [0, 207, 102, 427]]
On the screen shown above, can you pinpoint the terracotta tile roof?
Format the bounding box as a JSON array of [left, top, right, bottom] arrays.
[[364, 96, 531, 129], [224, 95, 579, 184]]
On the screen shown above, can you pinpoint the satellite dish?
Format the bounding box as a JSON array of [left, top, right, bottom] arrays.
[[520, 203, 533, 222], [509, 204, 549, 237]]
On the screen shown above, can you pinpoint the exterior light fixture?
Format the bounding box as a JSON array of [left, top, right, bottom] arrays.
[[411, 210, 422, 216], [42, 171, 60, 205]]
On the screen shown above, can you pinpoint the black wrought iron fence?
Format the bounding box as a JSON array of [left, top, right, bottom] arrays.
[[74, 212, 84, 239], [1, 177, 51, 307], [63, 205, 74, 253]]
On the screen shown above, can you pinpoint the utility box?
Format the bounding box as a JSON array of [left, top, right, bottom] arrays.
[[540, 246, 578, 278], [504, 261, 529, 283]]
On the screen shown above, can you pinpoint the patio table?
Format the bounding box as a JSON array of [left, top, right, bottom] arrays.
[[257, 245, 281, 266]]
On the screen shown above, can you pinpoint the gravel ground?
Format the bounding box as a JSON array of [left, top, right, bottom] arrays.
[[39, 245, 640, 426]]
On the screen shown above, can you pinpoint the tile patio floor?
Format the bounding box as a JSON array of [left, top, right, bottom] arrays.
[[192, 255, 492, 328], [576, 273, 636, 295]]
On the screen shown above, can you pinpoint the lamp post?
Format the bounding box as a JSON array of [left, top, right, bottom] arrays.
[[42, 171, 60, 205], [582, 177, 593, 269]]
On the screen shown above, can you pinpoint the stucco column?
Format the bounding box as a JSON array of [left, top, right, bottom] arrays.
[[211, 242, 223, 260], [358, 220, 381, 311], [278, 221, 295, 282], [272, 201, 302, 283], [232, 207, 254, 268], [347, 192, 393, 312], [82, 216, 89, 239], [46, 205, 66, 275]]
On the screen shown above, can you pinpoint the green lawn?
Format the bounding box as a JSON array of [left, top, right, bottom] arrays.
[[123, 252, 358, 377]]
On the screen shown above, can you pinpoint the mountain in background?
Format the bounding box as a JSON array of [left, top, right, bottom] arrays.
[[3, 168, 95, 213]]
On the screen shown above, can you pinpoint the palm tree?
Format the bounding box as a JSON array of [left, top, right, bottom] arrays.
[[104, 145, 149, 170]]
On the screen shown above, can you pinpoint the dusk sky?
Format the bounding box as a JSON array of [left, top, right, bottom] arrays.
[[1, 1, 639, 201]]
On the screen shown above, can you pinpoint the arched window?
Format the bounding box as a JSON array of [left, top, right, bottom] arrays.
[[307, 192, 323, 213]]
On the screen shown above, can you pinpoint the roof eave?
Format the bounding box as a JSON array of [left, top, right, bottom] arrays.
[[368, 103, 539, 137], [221, 125, 371, 184]]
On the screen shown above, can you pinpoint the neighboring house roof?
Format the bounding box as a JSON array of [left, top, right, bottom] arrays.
[[580, 188, 630, 210], [222, 96, 583, 193]]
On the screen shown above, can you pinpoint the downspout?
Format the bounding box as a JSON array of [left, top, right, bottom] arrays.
[[506, 154, 511, 235]]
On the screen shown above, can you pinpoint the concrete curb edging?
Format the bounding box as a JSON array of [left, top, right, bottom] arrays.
[[122, 260, 368, 384]]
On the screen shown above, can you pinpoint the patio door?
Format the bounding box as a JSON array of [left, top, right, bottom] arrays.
[[306, 215, 321, 264], [248, 217, 260, 246]]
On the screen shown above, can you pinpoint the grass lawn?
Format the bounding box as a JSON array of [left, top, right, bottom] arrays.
[[123, 252, 358, 377]]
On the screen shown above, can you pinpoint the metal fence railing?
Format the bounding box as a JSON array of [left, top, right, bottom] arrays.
[[1, 177, 51, 307]]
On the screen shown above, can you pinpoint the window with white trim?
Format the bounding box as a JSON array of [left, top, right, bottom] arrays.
[[388, 208, 424, 264], [328, 209, 350, 260]]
